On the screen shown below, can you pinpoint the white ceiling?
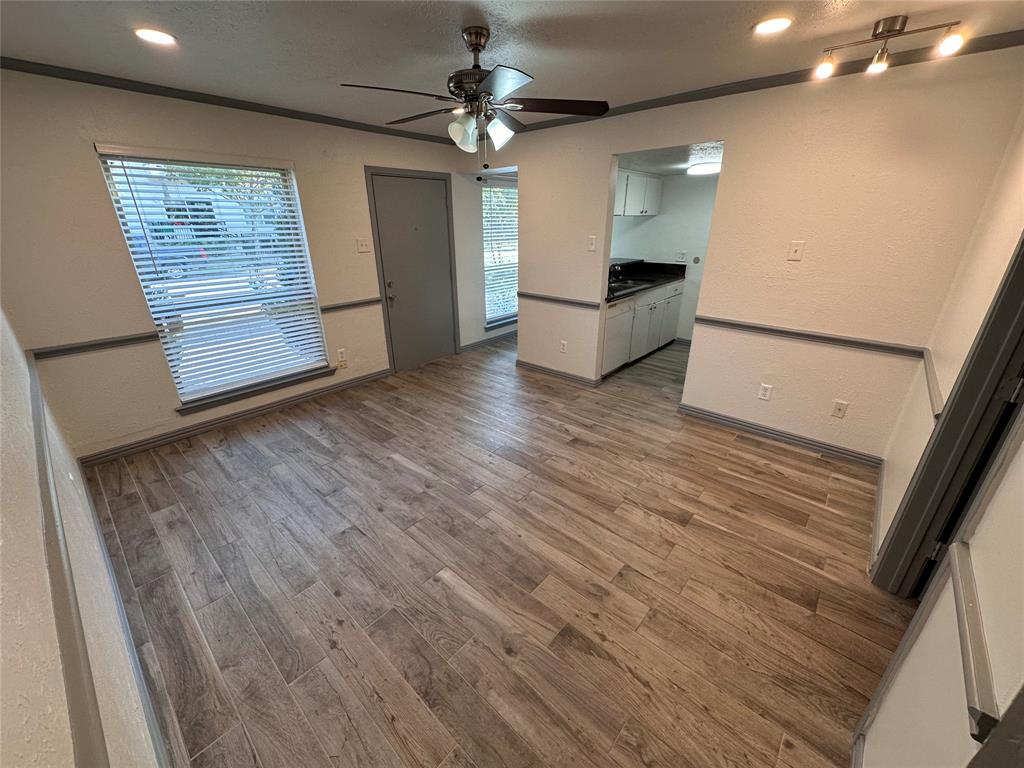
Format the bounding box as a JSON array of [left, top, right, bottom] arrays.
[[3, 1, 1022, 138]]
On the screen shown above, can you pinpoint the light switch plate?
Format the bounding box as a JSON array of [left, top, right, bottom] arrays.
[[758, 383, 773, 401], [356, 237, 371, 253], [587, 235, 597, 252], [788, 240, 806, 262], [831, 399, 849, 418]]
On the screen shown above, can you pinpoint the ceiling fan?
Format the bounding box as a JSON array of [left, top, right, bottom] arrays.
[[340, 26, 610, 153]]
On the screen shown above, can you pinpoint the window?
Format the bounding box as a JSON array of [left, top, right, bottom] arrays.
[[100, 154, 328, 404], [482, 183, 518, 328]]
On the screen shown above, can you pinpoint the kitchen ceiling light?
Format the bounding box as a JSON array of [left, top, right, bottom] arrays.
[[687, 162, 721, 176], [866, 46, 889, 74], [814, 54, 836, 79], [938, 31, 965, 56], [754, 17, 792, 35], [813, 15, 962, 81], [486, 117, 515, 151], [134, 28, 176, 46], [448, 113, 478, 153]]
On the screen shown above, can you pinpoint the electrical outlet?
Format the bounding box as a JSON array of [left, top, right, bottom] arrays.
[[587, 235, 597, 252], [337, 348, 348, 368], [831, 399, 849, 418], [675, 251, 688, 263], [559, 340, 568, 353], [356, 237, 371, 253], [788, 240, 806, 262], [758, 383, 773, 401]]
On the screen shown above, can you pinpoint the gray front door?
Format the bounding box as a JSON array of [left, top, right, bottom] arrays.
[[370, 173, 457, 371]]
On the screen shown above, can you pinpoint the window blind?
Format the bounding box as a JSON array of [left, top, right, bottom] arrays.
[[482, 184, 519, 326], [99, 155, 328, 402]]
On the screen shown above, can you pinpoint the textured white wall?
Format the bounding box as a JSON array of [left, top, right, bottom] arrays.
[[927, 104, 1024, 396], [682, 323, 920, 456], [1, 313, 73, 767], [611, 172, 720, 339], [875, 364, 935, 555], [0, 70, 459, 454], [459, 46, 1024, 451]]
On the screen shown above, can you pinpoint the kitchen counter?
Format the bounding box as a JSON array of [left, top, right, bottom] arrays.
[[606, 261, 686, 303]]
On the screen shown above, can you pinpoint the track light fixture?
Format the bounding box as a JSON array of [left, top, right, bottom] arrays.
[[814, 15, 964, 79]]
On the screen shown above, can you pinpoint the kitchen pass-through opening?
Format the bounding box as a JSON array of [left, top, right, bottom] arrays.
[[602, 141, 725, 391]]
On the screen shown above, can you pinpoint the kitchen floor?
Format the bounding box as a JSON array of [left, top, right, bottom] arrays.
[[87, 339, 912, 768]]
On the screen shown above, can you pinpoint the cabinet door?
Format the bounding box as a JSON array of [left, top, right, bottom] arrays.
[[642, 176, 663, 215], [660, 296, 681, 346], [603, 309, 634, 374], [647, 301, 665, 353], [613, 170, 629, 216], [629, 302, 651, 360], [623, 173, 647, 216]]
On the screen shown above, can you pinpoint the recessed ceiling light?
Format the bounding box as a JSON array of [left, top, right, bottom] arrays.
[[135, 28, 176, 46], [687, 162, 722, 176], [754, 18, 792, 35]]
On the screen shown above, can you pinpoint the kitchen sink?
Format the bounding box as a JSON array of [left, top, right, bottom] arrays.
[[608, 279, 655, 292]]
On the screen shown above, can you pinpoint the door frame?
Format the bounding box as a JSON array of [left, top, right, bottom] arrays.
[[872, 231, 1024, 597], [364, 166, 462, 371]]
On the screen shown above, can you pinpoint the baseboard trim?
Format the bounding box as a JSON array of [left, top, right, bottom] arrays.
[[871, 461, 886, 560], [79, 368, 392, 465], [458, 331, 517, 353], [678, 403, 883, 466], [516, 359, 602, 387]]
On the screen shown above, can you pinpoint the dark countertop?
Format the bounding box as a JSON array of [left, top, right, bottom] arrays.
[[606, 261, 686, 303]]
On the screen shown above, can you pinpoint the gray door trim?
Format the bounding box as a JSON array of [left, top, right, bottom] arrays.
[[364, 167, 461, 371], [872, 231, 1024, 597]]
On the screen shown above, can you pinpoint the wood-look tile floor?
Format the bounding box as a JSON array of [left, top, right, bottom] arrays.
[[87, 339, 914, 768]]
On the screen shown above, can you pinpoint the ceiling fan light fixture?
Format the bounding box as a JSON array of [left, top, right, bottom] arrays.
[[687, 162, 722, 176], [451, 106, 466, 115], [448, 113, 478, 152], [486, 117, 515, 151], [754, 17, 792, 36]]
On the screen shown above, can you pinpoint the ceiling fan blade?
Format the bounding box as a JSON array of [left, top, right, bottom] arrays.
[[498, 97, 609, 116], [492, 108, 526, 132], [340, 83, 457, 103], [477, 65, 533, 101], [386, 108, 460, 125]]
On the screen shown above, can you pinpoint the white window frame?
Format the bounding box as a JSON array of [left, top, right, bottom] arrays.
[[482, 180, 519, 330], [97, 146, 331, 410]]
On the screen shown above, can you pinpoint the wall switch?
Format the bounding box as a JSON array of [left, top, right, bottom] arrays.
[[758, 383, 773, 401], [356, 237, 371, 253], [587, 235, 597, 252], [337, 348, 348, 368], [787, 240, 806, 262], [559, 340, 568, 353], [831, 399, 849, 418]]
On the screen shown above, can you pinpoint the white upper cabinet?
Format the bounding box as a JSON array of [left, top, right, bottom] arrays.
[[641, 175, 662, 216], [615, 171, 662, 216], [623, 173, 647, 215], [613, 170, 629, 216]]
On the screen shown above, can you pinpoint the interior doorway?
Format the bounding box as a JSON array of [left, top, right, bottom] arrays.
[[602, 141, 725, 384], [366, 168, 459, 371]]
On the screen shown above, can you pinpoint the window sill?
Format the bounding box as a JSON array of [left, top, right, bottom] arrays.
[[484, 316, 518, 332], [176, 364, 337, 416]]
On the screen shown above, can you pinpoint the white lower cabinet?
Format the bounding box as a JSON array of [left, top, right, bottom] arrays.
[[660, 295, 682, 346], [602, 305, 634, 374], [646, 300, 664, 353], [629, 302, 650, 362]]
